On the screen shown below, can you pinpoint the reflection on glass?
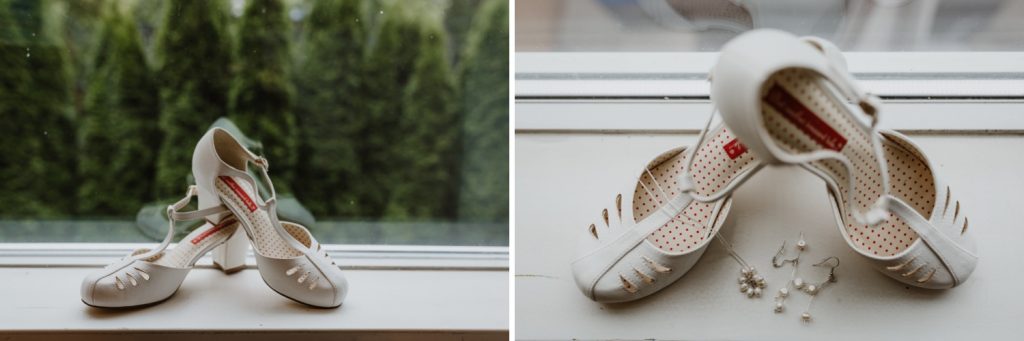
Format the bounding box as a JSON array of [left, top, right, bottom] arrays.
[[517, 0, 1024, 52], [0, 0, 509, 246]]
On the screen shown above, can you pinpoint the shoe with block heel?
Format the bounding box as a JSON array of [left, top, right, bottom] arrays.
[[81, 186, 244, 308], [192, 127, 347, 308]]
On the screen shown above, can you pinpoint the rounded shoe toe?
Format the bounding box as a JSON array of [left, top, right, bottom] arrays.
[[80, 271, 130, 307], [307, 265, 347, 308], [588, 272, 636, 303]]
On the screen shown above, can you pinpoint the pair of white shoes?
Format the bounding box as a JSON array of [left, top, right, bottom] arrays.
[[81, 128, 347, 308], [571, 29, 978, 303]]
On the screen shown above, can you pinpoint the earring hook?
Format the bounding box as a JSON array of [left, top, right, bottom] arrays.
[[813, 256, 840, 282], [771, 234, 803, 268]]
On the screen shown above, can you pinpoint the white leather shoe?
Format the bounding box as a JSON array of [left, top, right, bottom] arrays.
[[711, 29, 977, 288], [571, 123, 762, 303], [81, 186, 243, 308], [192, 127, 347, 308]]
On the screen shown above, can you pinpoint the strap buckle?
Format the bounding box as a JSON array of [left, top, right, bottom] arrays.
[[254, 156, 270, 171]]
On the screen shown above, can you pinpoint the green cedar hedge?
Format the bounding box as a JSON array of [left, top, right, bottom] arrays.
[[2, 0, 510, 230], [292, 0, 367, 218], [153, 0, 232, 200], [456, 0, 509, 223], [0, 0, 76, 218], [229, 0, 297, 193], [77, 4, 160, 216], [384, 10, 459, 220]]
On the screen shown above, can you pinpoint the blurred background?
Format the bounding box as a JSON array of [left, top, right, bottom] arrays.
[[0, 0, 509, 246], [517, 0, 1023, 51]]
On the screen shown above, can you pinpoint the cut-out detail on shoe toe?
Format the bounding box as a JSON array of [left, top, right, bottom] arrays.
[[917, 268, 937, 283], [620, 275, 639, 293]]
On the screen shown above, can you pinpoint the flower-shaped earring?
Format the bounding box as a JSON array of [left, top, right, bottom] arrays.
[[717, 234, 765, 298]]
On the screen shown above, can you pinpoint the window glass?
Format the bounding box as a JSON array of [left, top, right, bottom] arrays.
[[517, 0, 1024, 52], [0, 0, 509, 246]]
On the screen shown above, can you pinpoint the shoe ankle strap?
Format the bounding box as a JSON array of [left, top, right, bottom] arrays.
[[249, 155, 277, 205]]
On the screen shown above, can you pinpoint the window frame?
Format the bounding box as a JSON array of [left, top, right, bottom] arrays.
[[516, 51, 1024, 133], [0, 243, 508, 270]]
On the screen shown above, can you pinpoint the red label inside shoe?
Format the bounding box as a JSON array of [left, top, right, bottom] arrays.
[[220, 176, 258, 212], [763, 84, 847, 151], [191, 218, 236, 245], [724, 138, 748, 159]]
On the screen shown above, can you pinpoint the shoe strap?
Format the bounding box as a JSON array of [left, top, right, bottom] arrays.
[[800, 36, 883, 126], [250, 155, 277, 205], [133, 186, 230, 261], [807, 38, 892, 227], [675, 104, 765, 203]]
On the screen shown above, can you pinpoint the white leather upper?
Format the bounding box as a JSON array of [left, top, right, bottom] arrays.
[[81, 211, 241, 308], [710, 29, 977, 289], [192, 127, 348, 307], [82, 257, 192, 308], [571, 147, 733, 303], [826, 131, 977, 288]]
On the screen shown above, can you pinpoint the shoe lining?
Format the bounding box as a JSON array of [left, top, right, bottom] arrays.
[[153, 220, 238, 268], [759, 68, 934, 257], [636, 126, 757, 254], [216, 177, 305, 259]]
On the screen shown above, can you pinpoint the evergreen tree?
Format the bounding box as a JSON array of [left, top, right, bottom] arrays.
[[153, 0, 232, 199], [77, 4, 160, 216], [444, 0, 482, 65], [293, 0, 367, 218], [383, 14, 459, 220], [456, 0, 508, 222], [0, 0, 76, 217], [360, 5, 426, 219], [229, 0, 296, 191]]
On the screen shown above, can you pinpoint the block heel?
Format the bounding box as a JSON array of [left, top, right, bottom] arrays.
[[212, 231, 249, 274]]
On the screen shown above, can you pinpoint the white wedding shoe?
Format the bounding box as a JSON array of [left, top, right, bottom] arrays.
[[571, 123, 763, 303], [711, 29, 977, 288], [81, 186, 243, 308], [192, 127, 347, 308]]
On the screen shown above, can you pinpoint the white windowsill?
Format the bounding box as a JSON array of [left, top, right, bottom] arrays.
[[0, 244, 508, 339], [514, 52, 1024, 338], [515, 132, 1024, 339]]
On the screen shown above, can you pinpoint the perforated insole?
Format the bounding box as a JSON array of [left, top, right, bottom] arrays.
[[760, 69, 934, 257], [216, 176, 305, 259], [638, 125, 758, 254], [153, 218, 238, 268]]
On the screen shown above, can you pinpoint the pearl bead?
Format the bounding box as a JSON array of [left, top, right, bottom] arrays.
[[793, 278, 804, 288], [796, 239, 807, 250], [740, 283, 750, 292], [741, 268, 751, 276], [774, 302, 784, 313], [802, 312, 812, 322], [753, 274, 763, 282], [806, 285, 817, 294], [753, 287, 762, 296], [779, 288, 789, 297], [746, 288, 755, 296], [739, 277, 746, 284]]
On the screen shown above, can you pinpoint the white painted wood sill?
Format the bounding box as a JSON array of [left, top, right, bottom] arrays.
[[0, 245, 508, 340]]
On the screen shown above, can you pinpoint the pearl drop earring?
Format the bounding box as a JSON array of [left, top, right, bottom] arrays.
[[771, 233, 804, 313], [799, 256, 840, 322]]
